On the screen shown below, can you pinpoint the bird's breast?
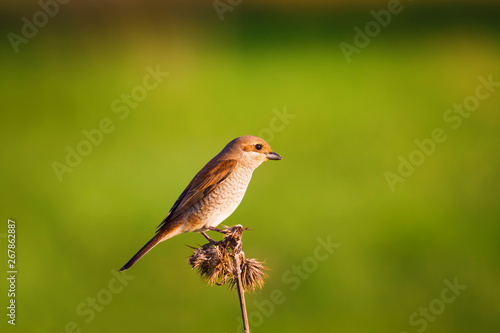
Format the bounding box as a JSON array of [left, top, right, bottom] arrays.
[[197, 166, 254, 230]]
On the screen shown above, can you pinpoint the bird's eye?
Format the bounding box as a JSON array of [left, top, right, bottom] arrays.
[[255, 144, 263, 151]]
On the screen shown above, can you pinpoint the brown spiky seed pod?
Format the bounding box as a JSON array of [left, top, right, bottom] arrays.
[[188, 244, 232, 286], [188, 225, 268, 292]]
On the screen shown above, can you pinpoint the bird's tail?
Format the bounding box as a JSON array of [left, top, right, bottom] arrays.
[[119, 236, 161, 271], [119, 224, 181, 271]]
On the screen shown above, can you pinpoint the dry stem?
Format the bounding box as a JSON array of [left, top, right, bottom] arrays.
[[188, 225, 268, 333]]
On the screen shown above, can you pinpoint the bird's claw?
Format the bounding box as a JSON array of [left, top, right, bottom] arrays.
[[207, 226, 225, 234]]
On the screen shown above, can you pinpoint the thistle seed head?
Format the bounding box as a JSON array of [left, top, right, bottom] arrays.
[[188, 225, 268, 292]]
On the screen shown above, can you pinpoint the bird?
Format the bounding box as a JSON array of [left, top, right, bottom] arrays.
[[119, 135, 281, 271]]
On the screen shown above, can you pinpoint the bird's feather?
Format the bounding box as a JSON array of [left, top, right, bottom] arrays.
[[156, 159, 238, 231]]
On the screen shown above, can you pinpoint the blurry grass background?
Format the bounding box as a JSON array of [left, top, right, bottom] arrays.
[[1, 1, 499, 332]]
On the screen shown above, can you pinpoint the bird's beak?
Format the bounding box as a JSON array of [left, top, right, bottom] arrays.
[[266, 152, 282, 160]]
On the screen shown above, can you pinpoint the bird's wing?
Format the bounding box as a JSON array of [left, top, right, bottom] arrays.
[[156, 159, 238, 232]]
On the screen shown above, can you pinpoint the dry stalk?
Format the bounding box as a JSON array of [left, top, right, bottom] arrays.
[[188, 225, 268, 333]]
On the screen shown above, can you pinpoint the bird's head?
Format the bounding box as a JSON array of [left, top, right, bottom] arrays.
[[225, 135, 282, 168]]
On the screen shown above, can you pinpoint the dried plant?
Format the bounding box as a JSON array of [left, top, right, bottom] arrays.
[[188, 244, 232, 286], [188, 225, 268, 333], [237, 256, 268, 292]]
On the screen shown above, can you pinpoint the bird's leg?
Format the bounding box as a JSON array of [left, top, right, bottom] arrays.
[[201, 227, 227, 245], [201, 231, 215, 243], [207, 226, 225, 234]]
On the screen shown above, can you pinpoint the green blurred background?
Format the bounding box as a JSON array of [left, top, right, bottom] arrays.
[[1, 1, 499, 332]]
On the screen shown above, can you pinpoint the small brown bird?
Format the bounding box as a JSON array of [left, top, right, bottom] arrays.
[[120, 135, 281, 271]]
